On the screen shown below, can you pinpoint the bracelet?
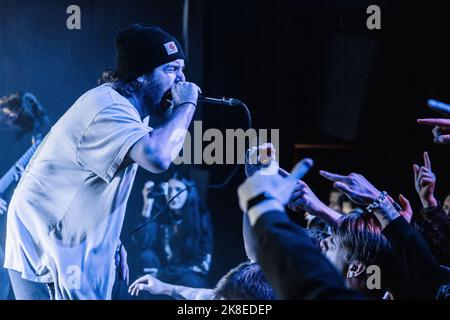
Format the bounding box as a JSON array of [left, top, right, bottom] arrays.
[[175, 101, 197, 109], [247, 192, 275, 212], [366, 191, 388, 213]]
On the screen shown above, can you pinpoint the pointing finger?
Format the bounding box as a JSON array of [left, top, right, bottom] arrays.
[[417, 118, 450, 129], [413, 164, 419, 182], [319, 170, 348, 182], [423, 151, 431, 169]]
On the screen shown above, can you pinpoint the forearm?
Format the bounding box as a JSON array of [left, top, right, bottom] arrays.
[[420, 194, 438, 209], [372, 197, 401, 230], [170, 285, 214, 300], [130, 103, 196, 172], [149, 104, 195, 160]]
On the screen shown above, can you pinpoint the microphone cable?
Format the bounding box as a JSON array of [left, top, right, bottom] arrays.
[[116, 98, 252, 273]]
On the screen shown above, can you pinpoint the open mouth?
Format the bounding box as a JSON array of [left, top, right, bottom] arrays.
[[161, 90, 174, 109], [156, 90, 174, 116], [163, 89, 172, 102]]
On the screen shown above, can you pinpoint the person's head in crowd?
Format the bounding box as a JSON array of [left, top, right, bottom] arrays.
[[320, 210, 394, 298], [329, 188, 356, 214], [166, 174, 191, 213], [305, 229, 330, 251], [144, 171, 208, 229], [328, 188, 345, 212], [304, 213, 329, 232], [0, 92, 49, 137], [444, 195, 450, 216], [213, 262, 275, 300], [107, 24, 187, 119]]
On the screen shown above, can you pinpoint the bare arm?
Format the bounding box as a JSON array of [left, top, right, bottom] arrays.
[[169, 285, 215, 300], [129, 82, 198, 173], [288, 180, 342, 227], [129, 274, 214, 300]]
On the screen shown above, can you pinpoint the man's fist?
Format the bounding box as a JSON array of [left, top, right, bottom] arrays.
[[171, 81, 201, 106]]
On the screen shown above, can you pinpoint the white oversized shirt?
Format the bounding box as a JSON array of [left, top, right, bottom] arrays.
[[4, 84, 152, 299]]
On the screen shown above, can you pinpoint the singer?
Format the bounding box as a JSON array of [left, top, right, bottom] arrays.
[[3, 24, 200, 300]]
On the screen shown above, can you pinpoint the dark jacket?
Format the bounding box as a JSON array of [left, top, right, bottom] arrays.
[[252, 210, 363, 300], [383, 216, 450, 299], [412, 204, 450, 267]]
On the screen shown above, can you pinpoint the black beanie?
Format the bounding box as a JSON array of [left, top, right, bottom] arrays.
[[115, 23, 185, 81]]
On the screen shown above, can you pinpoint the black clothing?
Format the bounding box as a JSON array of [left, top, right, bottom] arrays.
[[253, 210, 363, 300]]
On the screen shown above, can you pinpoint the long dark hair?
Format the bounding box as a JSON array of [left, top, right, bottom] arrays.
[[163, 174, 213, 264], [0, 92, 49, 137]]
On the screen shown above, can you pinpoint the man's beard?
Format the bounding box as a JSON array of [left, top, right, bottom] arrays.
[[141, 82, 172, 118]]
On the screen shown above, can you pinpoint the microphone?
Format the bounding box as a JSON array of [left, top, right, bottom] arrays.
[[427, 99, 450, 116], [260, 156, 314, 179], [198, 94, 240, 106]]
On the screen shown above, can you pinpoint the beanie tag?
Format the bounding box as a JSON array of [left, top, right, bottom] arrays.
[[164, 41, 179, 55]]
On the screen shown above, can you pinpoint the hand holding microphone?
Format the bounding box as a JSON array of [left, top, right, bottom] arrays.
[[171, 82, 202, 107], [245, 143, 313, 178], [239, 145, 315, 260], [239, 144, 314, 225]]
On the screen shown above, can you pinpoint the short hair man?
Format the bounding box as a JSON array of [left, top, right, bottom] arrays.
[[4, 24, 199, 300]]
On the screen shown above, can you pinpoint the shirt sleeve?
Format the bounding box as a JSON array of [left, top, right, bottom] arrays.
[[76, 103, 152, 183]]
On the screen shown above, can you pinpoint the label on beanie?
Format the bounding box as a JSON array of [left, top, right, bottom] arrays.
[[164, 41, 178, 55]]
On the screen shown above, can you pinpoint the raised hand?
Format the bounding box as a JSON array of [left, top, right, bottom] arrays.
[[238, 157, 313, 226], [142, 181, 155, 200], [413, 151, 437, 208], [245, 143, 277, 177], [288, 180, 342, 226], [417, 118, 450, 145], [289, 181, 328, 215], [319, 170, 381, 206]]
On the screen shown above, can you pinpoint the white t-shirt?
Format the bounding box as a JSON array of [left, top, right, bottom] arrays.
[[4, 84, 152, 300]]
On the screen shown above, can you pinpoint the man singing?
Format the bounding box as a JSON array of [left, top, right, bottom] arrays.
[[4, 24, 199, 300]]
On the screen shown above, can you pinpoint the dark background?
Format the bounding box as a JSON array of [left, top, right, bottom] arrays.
[[1, 0, 450, 290]]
